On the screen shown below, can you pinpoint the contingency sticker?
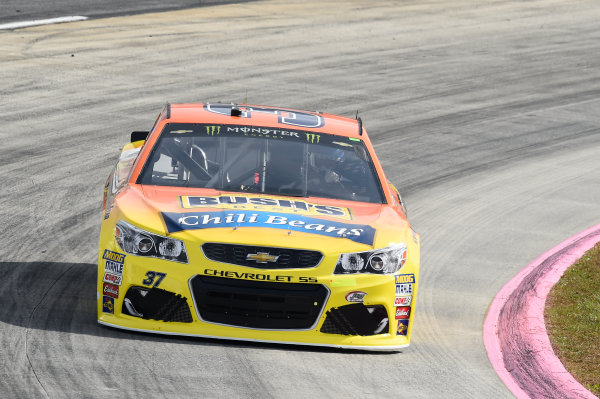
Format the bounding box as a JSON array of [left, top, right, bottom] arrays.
[[394, 295, 412, 306], [180, 195, 352, 220], [395, 284, 413, 296], [103, 283, 119, 299], [397, 319, 409, 336], [395, 274, 415, 284], [395, 306, 411, 320], [102, 296, 115, 314], [345, 291, 367, 303], [103, 272, 122, 286], [395, 273, 415, 296], [162, 211, 376, 245], [103, 249, 125, 276]]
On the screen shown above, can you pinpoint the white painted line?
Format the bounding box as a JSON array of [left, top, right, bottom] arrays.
[[0, 16, 88, 30]]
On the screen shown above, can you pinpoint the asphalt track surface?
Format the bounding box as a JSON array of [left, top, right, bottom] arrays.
[[1, 0, 599, 397], [0, 0, 254, 24]]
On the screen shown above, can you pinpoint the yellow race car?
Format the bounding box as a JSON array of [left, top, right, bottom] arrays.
[[98, 103, 419, 350]]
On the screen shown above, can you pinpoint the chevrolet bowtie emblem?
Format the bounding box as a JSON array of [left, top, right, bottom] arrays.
[[246, 252, 279, 263]]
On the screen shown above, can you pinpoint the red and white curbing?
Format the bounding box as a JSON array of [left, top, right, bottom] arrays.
[[484, 223, 600, 399]]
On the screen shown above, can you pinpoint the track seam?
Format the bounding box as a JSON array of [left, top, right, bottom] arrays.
[[483, 224, 600, 399]]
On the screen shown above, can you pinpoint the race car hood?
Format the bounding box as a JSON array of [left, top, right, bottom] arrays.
[[113, 185, 411, 251]]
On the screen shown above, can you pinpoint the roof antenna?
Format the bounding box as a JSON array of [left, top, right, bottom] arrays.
[[244, 89, 248, 105], [357, 117, 363, 136], [355, 109, 359, 119]]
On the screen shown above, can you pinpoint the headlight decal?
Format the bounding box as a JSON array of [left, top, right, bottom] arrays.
[[334, 243, 407, 275], [115, 220, 188, 263]]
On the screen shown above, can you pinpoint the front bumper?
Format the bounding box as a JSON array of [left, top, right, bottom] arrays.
[[97, 244, 418, 351]]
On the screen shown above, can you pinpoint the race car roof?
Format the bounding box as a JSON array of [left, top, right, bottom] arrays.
[[166, 103, 366, 138]]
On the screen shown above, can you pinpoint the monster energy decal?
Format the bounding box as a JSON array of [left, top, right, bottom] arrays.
[[205, 125, 221, 135], [162, 210, 376, 245], [162, 123, 356, 145], [305, 133, 320, 143]]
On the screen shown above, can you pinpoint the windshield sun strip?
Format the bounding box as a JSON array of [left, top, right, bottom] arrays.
[[136, 123, 386, 204]]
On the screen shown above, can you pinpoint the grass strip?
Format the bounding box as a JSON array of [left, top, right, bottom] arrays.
[[545, 242, 600, 396]]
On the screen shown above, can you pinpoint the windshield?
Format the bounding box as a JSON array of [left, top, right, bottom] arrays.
[[137, 123, 385, 203]]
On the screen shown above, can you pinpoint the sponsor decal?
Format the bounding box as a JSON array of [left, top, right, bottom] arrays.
[[205, 125, 221, 136], [345, 291, 367, 303], [203, 268, 317, 283], [103, 283, 119, 298], [305, 133, 320, 143], [394, 295, 412, 306], [395, 306, 411, 319], [395, 283, 413, 296], [102, 296, 114, 314], [103, 272, 122, 286], [104, 260, 124, 275], [395, 273, 415, 296], [102, 249, 125, 264], [180, 195, 351, 220], [397, 319, 409, 336], [395, 274, 415, 284], [102, 249, 125, 276], [225, 125, 304, 138], [162, 211, 375, 245]]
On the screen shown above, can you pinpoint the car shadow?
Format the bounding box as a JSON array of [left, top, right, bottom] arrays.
[[0, 261, 397, 355]]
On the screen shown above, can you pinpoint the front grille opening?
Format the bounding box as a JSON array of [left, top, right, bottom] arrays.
[[122, 286, 193, 323], [320, 304, 389, 336], [190, 275, 329, 329], [202, 243, 322, 269]]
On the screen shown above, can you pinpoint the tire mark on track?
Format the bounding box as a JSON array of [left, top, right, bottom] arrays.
[[398, 126, 599, 194], [24, 263, 76, 399], [3, 0, 600, 397]]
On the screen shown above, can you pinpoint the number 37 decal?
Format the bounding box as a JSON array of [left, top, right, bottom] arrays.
[[142, 271, 166, 287], [205, 104, 324, 128]]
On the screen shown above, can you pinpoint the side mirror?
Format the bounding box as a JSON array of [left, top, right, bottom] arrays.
[[131, 131, 149, 143]]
